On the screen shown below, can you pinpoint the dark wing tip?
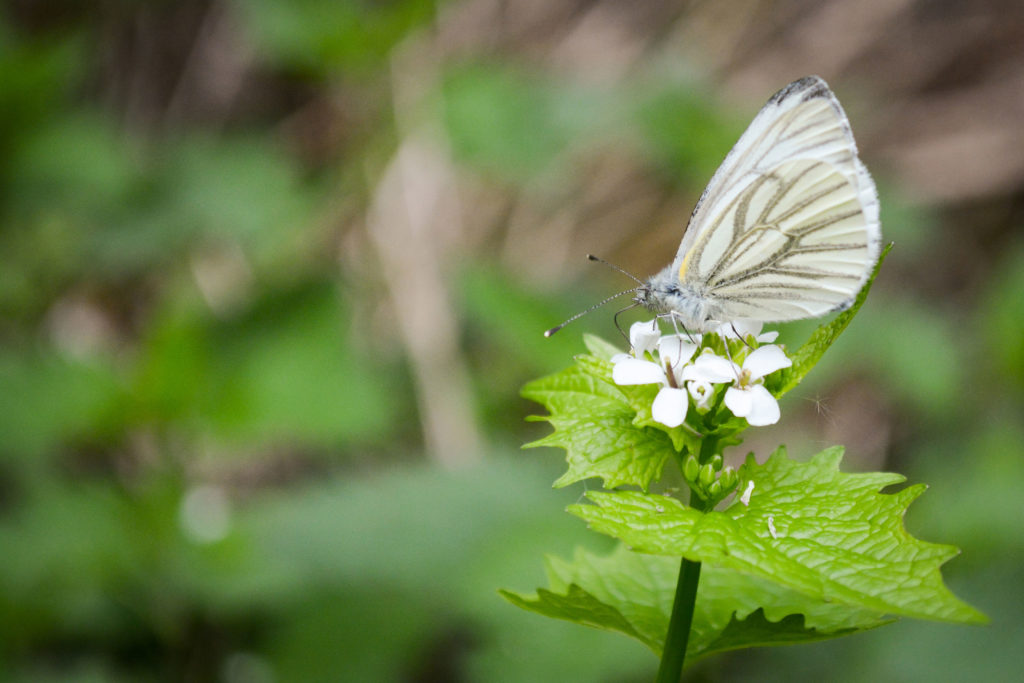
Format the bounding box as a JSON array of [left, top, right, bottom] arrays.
[[768, 75, 831, 106]]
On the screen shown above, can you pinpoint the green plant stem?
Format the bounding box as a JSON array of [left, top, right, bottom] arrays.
[[655, 556, 701, 683], [655, 486, 711, 683]]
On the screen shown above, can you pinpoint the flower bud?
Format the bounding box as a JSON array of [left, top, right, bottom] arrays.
[[683, 455, 700, 483], [719, 466, 738, 492], [699, 463, 716, 488]]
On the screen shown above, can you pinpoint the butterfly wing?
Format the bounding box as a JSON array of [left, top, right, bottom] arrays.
[[673, 76, 881, 323]]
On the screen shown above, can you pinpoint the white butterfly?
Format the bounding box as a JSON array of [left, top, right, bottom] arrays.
[[634, 76, 882, 332]]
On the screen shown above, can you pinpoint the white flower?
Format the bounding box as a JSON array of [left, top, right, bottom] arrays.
[[722, 345, 792, 426], [715, 319, 779, 344], [657, 334, 700, 385], [629, 320, 661, 358], [681, 349, 736, 384], [611, 325, 791, 429], [686, 378, 714, 412], [612, 328, 700, 428]]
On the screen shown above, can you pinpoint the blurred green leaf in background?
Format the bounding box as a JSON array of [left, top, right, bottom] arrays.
[[0, 0, 1022, 681]]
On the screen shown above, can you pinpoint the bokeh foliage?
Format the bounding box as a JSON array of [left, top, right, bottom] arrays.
[[0, 1, 1021, 681]]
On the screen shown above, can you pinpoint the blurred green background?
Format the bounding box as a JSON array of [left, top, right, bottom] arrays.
[[1, 1, 1022, 681]]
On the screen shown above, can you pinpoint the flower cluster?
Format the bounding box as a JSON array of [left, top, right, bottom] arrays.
[[611, 319, 792, 429]]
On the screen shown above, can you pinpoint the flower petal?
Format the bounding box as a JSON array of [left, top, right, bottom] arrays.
[[652, 387, 688, 427], [743, 344, 792, 379], [745, 384, 781, 426], [718, 319, 763, 340], [610, 353, 632, 364], [681, 351, 738, 384], [657, 335, 699, 367], [739, 480, 755, 506], [612, 357, 665, 385], [756, 330, 780, 343], [629, 320, 661, 358], [724, 386, 753, 417]]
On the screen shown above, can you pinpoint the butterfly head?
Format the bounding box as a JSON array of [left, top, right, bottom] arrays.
[[636, 266, 714, 332], [545, 255, 712, 337]]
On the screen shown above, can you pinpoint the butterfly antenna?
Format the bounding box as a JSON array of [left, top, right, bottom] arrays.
[[587, 254, 646, 286], [544, 288, 639, 337]]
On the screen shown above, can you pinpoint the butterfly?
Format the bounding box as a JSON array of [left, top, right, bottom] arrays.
[[546, 76, 882, 337]]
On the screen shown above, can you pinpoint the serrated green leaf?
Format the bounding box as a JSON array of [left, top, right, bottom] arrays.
[[700, 608, 866, 655], [502, 583, 654, 648], [615, 381, 693, 453], [582, 333, 624, 361], [568, 446, 986, 625], [502, 545, 890, 662], [522, 357, 672, 490], [772, 243, 893, 396], [523, 339, 755, 476]]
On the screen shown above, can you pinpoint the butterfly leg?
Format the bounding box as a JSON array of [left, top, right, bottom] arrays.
[[717, 334, 744, 382], [658, 311, 701, 346], [613, 302, 640, 347], [730, 322, 756, 351]]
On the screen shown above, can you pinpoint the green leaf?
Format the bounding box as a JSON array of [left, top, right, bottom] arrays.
[[633, 86, 748, 186], [442, 62, 605, 183], [568, 446, 986, 625], [521, 345, 751, 486], [582, 333, 624, 361], [0, 350, 125, 465], [502, 545, 890, 662], [771, 243, 892, 396], [522, 356, 673, 490], [133, 281, 398, 450], [241, 0, 436, 75]]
